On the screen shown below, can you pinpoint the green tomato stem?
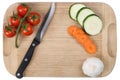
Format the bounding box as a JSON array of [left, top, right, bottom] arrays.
[[15, 8, 31, 48]]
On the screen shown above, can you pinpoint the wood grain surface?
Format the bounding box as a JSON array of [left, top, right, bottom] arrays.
[[3, 2, 117, 77]]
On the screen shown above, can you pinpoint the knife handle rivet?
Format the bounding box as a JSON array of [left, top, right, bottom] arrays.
[[24, 58, 28, 62], [17, 73, 21, 77], [32, 43, 35, 47]]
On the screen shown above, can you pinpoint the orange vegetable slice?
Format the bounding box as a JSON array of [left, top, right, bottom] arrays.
[[67, 25, 97, 54]]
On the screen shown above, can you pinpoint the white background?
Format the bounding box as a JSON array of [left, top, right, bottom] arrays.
[[0, 0, 119, 80]]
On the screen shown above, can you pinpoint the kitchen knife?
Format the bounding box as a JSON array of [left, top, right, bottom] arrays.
[[15, 3, 55, 78]]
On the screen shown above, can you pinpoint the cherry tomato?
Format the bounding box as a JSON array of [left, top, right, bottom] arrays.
[[10, 13, 21, 28], [17, 4, 28, 17], [21, 22, 33, 36], [27, 12, 40, 25], [4, 25, 16, 38]]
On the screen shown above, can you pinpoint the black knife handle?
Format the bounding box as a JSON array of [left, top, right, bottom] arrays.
[[15, 39, 40, 78]]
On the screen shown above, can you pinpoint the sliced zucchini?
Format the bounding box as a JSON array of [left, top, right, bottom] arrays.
[[76, 7, 94, 26], [69, 3, 86, 21], [83, 14, 103, 35]]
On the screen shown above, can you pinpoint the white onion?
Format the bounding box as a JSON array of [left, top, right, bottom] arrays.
[[82, 57, 104, 77]]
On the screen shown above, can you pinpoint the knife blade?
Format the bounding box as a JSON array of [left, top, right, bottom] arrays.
[[15, 3, 55, 78]]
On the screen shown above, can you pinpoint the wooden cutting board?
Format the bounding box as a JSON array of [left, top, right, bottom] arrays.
[[3, 2, 117, 77]]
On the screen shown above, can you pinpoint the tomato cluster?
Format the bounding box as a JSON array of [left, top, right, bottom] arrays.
[[4, 4, 41, 38]]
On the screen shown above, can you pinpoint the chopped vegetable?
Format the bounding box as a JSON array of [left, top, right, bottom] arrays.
[[83, 14, 103, 35], [69, 3, 103, 35], [69, 3, 85, 21], [68, 25, 97, 54], [68, 25, 78, 36], [76, 7, 94, 26], [82, 57, 104, 77]]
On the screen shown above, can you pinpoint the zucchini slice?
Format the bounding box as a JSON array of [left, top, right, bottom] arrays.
[[69, 3, 86, 21], [83, 14, 103, 35], [77, 7, 94, 26]]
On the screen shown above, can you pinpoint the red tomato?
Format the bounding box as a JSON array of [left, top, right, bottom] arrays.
[[27, 12, 40, 25], [10, 14, 21, 28], [17, 4, 28, 17], [21, 22, 33, 36], [4, 25, 16, 38]]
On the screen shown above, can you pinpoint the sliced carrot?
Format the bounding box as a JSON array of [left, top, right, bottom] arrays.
[[73, 29, 85, 38], [77, 35, 96, 54], [85, 43, 97, 54], [68, 25, 97, 54], [67, 25, 78, 36], [76, 34, 89, 46]]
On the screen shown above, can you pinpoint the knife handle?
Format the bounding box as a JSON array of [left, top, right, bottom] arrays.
[[15, 39, 39, 78]]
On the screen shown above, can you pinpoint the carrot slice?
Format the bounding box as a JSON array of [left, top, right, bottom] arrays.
[[76, 34, 89, 46], [73, 29, 85, 38], [85, 43, 97, 54], [68, 25, 97, 54], [84, 40, 97, 54], [67, 25, 78, 36]]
